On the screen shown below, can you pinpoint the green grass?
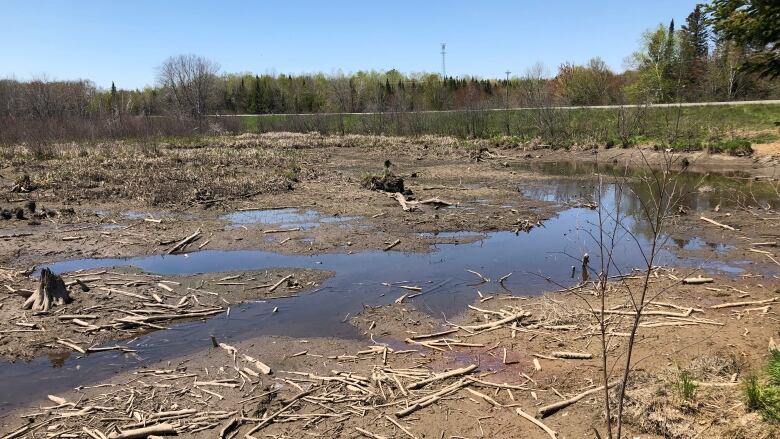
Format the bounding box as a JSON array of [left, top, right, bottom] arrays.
[[706, 138, 753, 156], [675, 370, 698, 401], [745, 374, 780, 422], [769, 350, 780, 386], [743, 351, 780, 423], [237, 104, 780, 147]]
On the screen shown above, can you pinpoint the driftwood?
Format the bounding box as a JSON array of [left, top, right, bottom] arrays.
[[384, 239, 401, 251], [168, 230, 201, 254], [395, 378, 469, 417], [268, 275, 293, 292], [107, 423, 176, 439], [682, 276, 714, 285], [551, 351, 592, 360], [538, 381, 619, 417], [699, 216, 737, 231], [710, 297, 778, 309], [389, 192, 453, 212], [355, 427, 387, 439], [23, 268, 71, 312], [516, 408, 557, 438], [407, 364, 477, 390], [461, 312, 530, 332]]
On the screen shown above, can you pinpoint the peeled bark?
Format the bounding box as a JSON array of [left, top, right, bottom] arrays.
[[23, 268, 72, 312]]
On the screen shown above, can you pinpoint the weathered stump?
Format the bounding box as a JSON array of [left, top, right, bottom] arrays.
[[23, 268, 71, 312]]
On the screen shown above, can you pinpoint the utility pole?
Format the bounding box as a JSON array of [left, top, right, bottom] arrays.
[[504, 70, 511, 135], [441, 43, 447, 79], [504, 70, 511, 110]]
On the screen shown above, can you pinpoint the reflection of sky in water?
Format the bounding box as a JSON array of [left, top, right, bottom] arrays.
[[516, 160, 779, 210], [221, 208, 360, 230]]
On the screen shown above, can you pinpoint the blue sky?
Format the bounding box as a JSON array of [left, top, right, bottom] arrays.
[[1, 0, 701, 89]]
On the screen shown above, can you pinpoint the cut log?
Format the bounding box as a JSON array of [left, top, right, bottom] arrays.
[[551, 351, 593, 360], [682, 277, 714, 285], [23, 268, 72, 312]]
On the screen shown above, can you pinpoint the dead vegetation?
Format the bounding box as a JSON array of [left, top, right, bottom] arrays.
[[0, 267, 330, 361]]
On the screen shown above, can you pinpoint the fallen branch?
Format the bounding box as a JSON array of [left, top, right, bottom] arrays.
[[395, 379, 469, 418], [268, 275, 293, 292], [168, 229, 201, 254], [538, 381, 619, 417], [355, 427, 387, 439], [516, 408, 557, 439], [551, 351, 592, 360], [107, 423, 176, 439], [710, 297, 778, 309], [407, 364, 477, 390], [699, 216, 737, 231]]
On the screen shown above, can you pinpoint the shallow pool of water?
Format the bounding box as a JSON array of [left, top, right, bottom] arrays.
[[221, 208, 360, 230]]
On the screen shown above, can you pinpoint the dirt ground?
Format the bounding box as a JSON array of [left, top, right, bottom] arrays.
[[0, 132, 779, 438]]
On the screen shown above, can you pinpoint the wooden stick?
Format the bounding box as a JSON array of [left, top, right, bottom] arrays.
[[551, 351, 592, 360], [395, 379, 469, 417], [355, 427, 387, 439], [699, 216, 737, 231], [409, 329, 459, 340], [407, 364, 477, 390], [466, 269, 490, 283], [710, 297, 778, 309], [538, 381, 619, 417], [263, 228, 301, 234], [384, 239, 401, 251], [245, 389, 313, 436], [461, 312, 529, 331], [682, 277, 714, 285], [107, 423, 176, 439], [168, 229, 201, 254], [268, 275, 292, 292], [56, 339, 86, 354], [515, 408, 557, 439], [383, 415, 418, 439]]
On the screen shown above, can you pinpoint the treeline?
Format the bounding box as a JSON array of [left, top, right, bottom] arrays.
[[0, 1, 778, 146]]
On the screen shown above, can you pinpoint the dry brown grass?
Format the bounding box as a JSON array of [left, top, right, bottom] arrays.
[[4, 136, 314, 206]]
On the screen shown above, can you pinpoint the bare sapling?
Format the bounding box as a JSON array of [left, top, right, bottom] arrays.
[[573, 149, 691, 438]]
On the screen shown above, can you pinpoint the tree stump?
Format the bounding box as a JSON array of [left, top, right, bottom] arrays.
[[23, 268, 72, 312]]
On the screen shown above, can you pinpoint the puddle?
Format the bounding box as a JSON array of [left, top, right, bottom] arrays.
[[417, 231, 485, 239], [516, 160, 780, 210], [221, 208, 360, 230], [677, 237, 735, 253]]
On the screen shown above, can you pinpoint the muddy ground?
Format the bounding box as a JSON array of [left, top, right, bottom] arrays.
[[0, 132, 779, 438]]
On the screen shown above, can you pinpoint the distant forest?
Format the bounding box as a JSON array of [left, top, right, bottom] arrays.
[[1, 2, 778, 121]]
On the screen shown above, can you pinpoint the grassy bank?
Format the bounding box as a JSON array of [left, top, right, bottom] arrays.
[[237, 104, 780, 148]]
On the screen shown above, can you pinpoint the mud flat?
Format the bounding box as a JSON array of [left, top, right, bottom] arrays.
[[0, 133, 778, 437]]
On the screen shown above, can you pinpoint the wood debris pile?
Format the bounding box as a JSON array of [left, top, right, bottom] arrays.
[[1, 268, 308, 356]]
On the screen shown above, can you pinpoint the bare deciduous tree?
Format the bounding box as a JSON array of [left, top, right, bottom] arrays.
[[157, 54, 220, 118]]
